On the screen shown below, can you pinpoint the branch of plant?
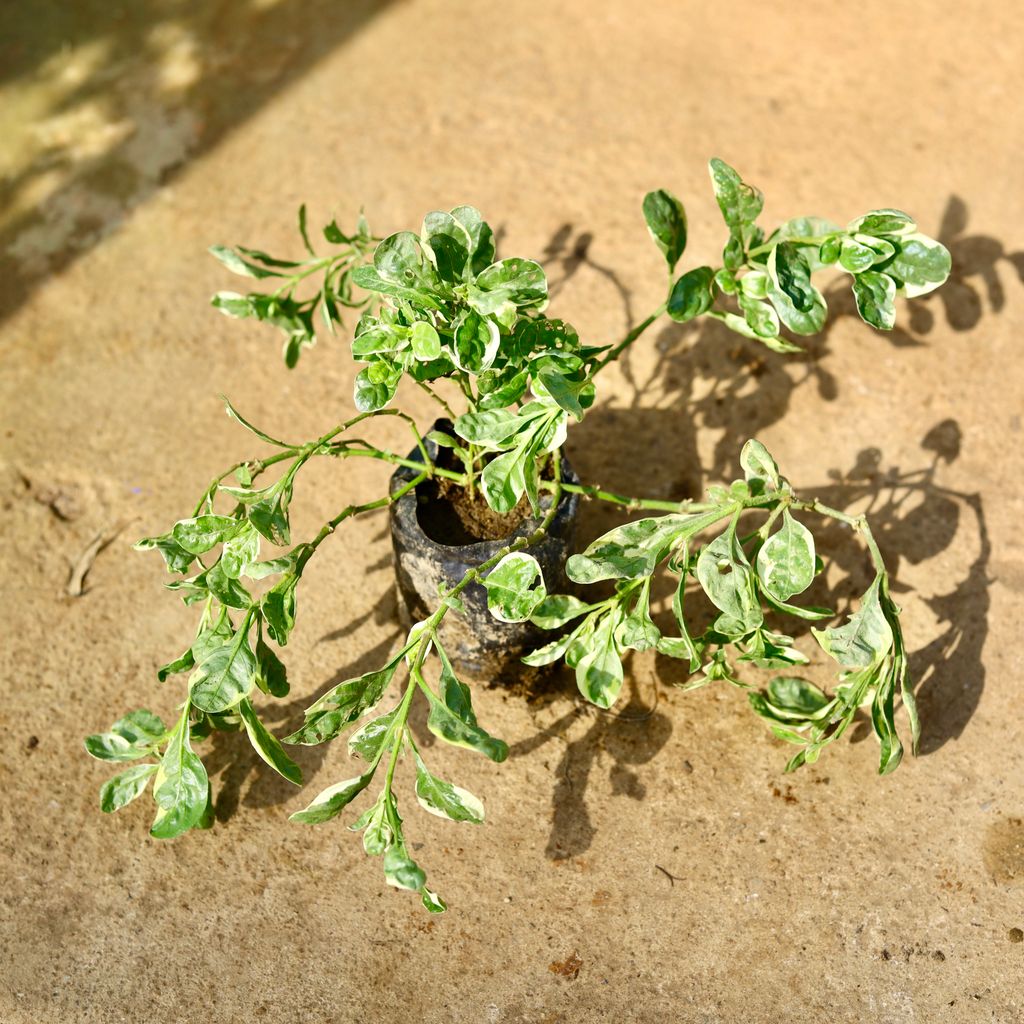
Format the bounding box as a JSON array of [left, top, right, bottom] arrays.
[[591, 301, 668, 374]]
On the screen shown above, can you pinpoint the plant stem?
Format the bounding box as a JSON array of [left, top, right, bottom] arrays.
[[792, 498, 887, 575], [416, 380, 456, 419], [329, 443, 467, 483], [194, 407, 456, 516], [383, 669, 420, 793], [550, 480, 717, 514], [591, 302, 668, 373], [298, 471, 429, 569], [746, 234, 831, 259]]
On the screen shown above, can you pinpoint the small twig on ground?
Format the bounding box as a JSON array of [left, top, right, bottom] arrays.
[[655, 864, 684, 887], [67, 520, 132, 597]]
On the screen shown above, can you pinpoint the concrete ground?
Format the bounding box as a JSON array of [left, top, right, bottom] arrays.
[[1, 2, 1022, 1021]]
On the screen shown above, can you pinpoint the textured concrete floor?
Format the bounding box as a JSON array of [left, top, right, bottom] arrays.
[[1, 2, 1023, 1021]]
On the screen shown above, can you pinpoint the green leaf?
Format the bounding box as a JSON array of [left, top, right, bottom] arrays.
[[533, 367, 594, 421], [667, 266, 716, 322], [383, 842, 427, 893], [171, 515, 240, 555], [421, 888, 448, 914], [530, 594, 594, 629], [616, 578, 660, 652], [738, 293, 781, 339], [818, 237, 842, 265], [191, 616, 233, 662], [262, 574, 297, 646], [756, 510, 815, 601], [413, 751, 484, 824], [353, 360, 402, 412], [848, 209, 916, 236], [454, 406, 541, 447], [483, 553, 547, 623], [297, 203, 315, 255], [134, 534, 195, 574], [575, 613, 624, 709], [348, 708, 399, 762], [768, 243, 816, 312], [871, 665, 904, 774], [351, 322, 407, 359], [85, 710, 167, 761], [886, 233, 952, 297], [237, 698, 302, 785], [425, 655, 508, 762], [211, 291, 256, 318], [766, 280, 827, 336], [696, 527, 764, 634], [85, 733, 148, 762], [157, 646, 195, 682], [219, 523, 261, 580], [567, 509, 725, 583], [740, 439, 782, 491], [99, 763, 158, 813], [812, 576, 894, 668], [450, 205, 495, 276], [839, 237, 878, 274], [739, 270, 769, 299], [289, 771, 375, 825], [852, 271, 896, 330], [480, 443, 529, 515], [708, 158, 763, 232], [421, 210, 471, 282], [410, 320, 442, 361], [248, 491, 291, 546], [220, 395, 295, 448], [209, 245, 283, 279], [244, 550, 300, 580], [642, 189, 688, 270], [255, 634, 289, 698], [452, 309, 500, 372], [476, 368, 529, 411], [205, 561, 252, 609], [765, 676, 833, 717], [469, 258, 547, 319], [150, 706, 209, 839], [373, 231, 444, 300], [189, 631, 258, 713]]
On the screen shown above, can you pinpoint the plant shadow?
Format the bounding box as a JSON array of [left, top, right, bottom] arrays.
[[508, 674, 673, 860]]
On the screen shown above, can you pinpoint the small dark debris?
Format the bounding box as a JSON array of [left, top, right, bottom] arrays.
[[1009, 928, 1023, 944], [27, 735, 39, 750], [549, 951, 582, 980], [655, 864, 683, 887], [933, 950, 946, 962], [682, 760, 693, 773]]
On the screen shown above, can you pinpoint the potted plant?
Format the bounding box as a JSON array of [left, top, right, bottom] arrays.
[[85, 159, 951, 912]]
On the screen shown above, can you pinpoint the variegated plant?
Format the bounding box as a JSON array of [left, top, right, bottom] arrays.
[[86, 160, 950, 910]]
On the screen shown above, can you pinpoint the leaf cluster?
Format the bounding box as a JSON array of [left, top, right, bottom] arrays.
[[288, 627, 506, 913], [525, 440, 917, 774], [652, 160, 950, 352]]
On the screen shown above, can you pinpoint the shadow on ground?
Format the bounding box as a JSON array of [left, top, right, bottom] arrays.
[[0, 0, 393, 324]]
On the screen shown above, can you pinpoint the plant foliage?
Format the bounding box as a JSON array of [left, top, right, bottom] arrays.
[[86, 160, 950, 910]]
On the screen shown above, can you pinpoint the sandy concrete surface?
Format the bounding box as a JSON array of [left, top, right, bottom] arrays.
[[2, 1, 1023, 1021]]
